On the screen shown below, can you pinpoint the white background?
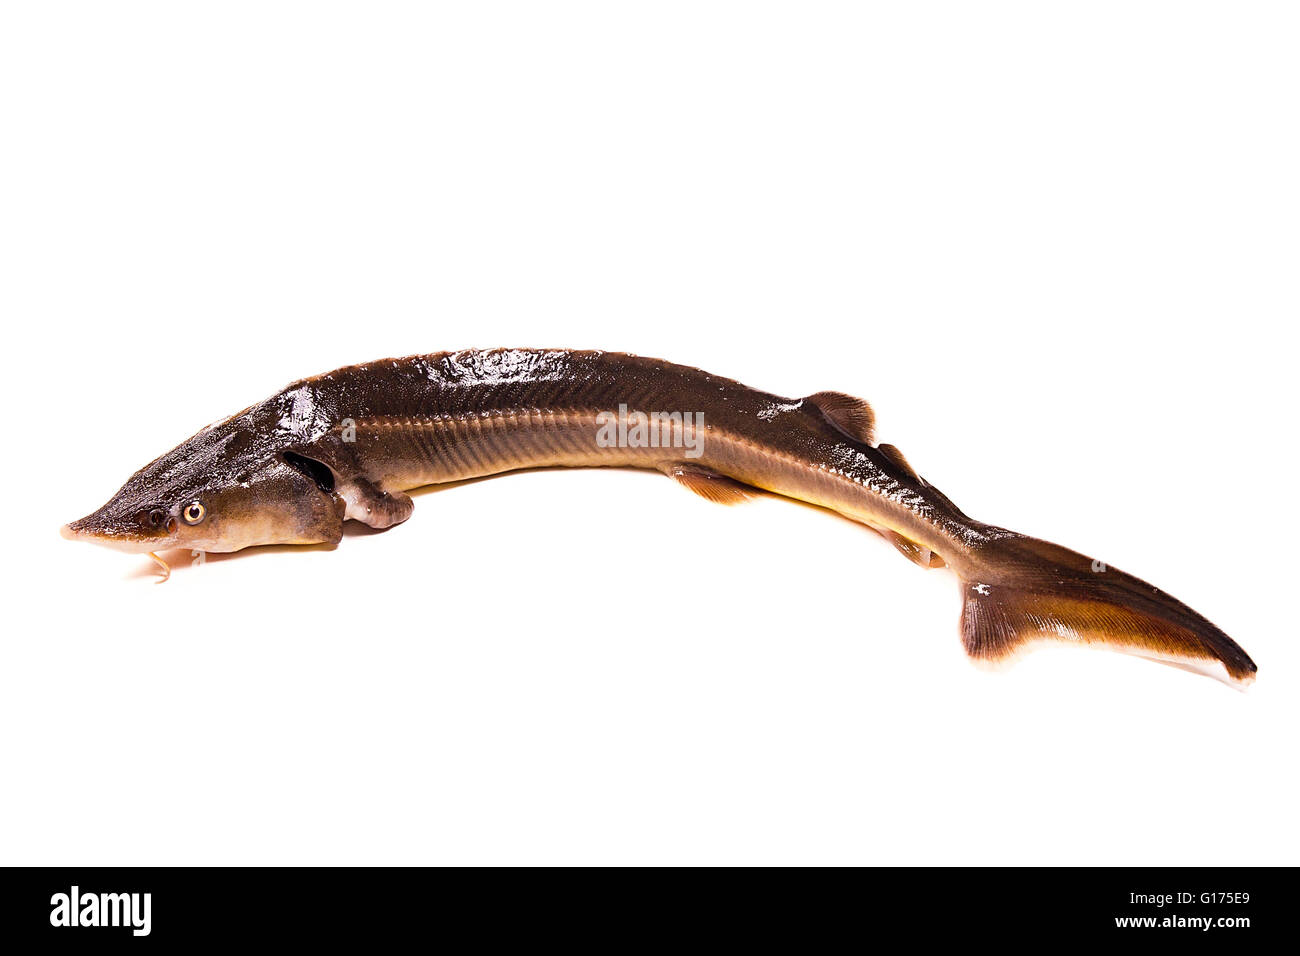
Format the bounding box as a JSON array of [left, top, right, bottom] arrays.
[[2, 3, 1296, 865]]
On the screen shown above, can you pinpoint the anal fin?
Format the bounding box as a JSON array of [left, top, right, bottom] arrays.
[[884, 530, 945, 569], [660, 464, 756, 505]]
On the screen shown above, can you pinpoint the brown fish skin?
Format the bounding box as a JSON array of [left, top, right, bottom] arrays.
[[62, 348, 1256, 685]]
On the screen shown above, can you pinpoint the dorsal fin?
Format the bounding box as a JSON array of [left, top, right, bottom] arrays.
[[877, 443, 918, 480], [877, 441, 966, 519], [916, 474, 965, 517], [805, 391, 876, 446]]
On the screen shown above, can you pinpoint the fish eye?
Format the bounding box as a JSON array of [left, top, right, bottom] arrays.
[[182, 501, 206, 525]]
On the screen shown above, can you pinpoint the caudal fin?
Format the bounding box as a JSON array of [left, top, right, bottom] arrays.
[[958, 534, 1256, 686]]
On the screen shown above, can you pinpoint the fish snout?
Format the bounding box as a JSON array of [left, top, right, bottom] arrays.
[[61, 513, 102, 540], [60, 506, 172, 553]]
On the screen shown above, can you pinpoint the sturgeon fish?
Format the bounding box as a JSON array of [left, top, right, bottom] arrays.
[[62, 349, 1256, 685]]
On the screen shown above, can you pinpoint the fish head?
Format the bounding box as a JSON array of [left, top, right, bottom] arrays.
[[62, 416, 345, 554]]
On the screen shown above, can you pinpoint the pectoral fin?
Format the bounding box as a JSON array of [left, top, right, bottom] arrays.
[[340, 477, 415, 529]]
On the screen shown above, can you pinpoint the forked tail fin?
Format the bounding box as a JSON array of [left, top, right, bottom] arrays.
[[958, 534, 1257, 686]]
